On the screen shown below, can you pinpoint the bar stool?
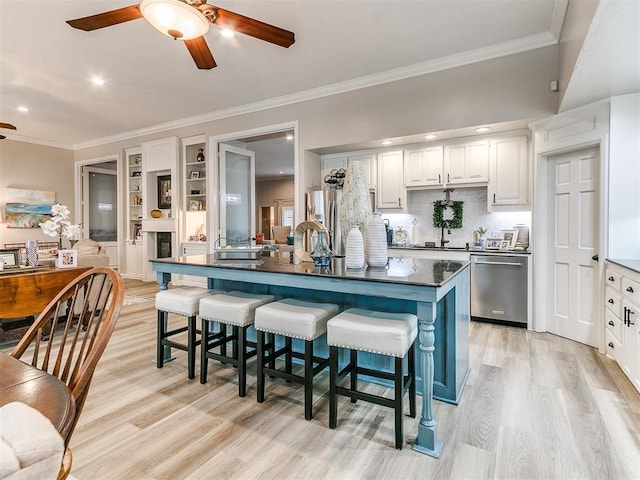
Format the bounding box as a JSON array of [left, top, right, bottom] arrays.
[[155, 287, 220, 379], [199, 291, 275, 397], [254, 298, 339, 420], [327, 308, 417, 449]]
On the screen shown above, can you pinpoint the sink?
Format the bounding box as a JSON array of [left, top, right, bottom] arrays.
[[406, 244, 468, 251]]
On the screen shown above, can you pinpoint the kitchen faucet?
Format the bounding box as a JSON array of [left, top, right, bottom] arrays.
[[440, 225, 451, 248]]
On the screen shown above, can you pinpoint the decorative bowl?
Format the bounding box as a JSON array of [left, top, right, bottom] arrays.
[[150, 209, 163, 218]]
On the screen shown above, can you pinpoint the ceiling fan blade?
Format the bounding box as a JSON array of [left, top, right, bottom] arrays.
[[0, 135, 6, 140], [67, 5, 143, 31], [211, 7, 295, 48], [184, 37, 217, 70], [0, 123, 17, 130]]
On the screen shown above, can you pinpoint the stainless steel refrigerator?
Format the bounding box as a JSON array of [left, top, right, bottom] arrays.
[[306, 188, 344, 256]]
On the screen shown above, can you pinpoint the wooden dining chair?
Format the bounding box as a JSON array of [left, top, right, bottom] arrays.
[[11, 267, 124, 446]]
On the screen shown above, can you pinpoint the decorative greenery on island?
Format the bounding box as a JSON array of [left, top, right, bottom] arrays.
[[433, 200, 464, 229]]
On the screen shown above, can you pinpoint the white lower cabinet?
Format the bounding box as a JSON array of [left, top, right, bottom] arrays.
[[124, 241, 143, 279], [175, 242, 207, 287], [605, 262, 640, 393]]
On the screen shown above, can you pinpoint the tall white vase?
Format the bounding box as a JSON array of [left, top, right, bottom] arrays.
[[339, 161, 372, 246], [365, 212, 388, 268], [345, 226, 365, 269]]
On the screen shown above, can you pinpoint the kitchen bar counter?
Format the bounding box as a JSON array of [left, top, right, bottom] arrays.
[[607, 258, 640, 274], [151, 255, 470, 458]]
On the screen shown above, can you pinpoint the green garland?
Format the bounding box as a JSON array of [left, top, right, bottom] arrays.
[[433, 200, 464, 229]]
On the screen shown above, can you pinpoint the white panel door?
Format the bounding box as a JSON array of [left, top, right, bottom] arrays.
[[548, 148, 599, 346]]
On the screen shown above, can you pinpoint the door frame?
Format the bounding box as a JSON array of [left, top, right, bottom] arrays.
[[531, 101, 610, 352], [208, 121, 299, 251], [74, 154, 122, 268]]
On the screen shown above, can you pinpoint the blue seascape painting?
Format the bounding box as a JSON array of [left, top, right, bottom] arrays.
[[5, 188, 55, 228]]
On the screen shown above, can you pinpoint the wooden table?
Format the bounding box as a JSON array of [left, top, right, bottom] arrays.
[[0, 352, 76, 438], [0, 265, 91, 319], [151, 254, 470, 458]]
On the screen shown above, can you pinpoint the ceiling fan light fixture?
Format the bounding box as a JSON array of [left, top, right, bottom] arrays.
[[140, 0, 209, 40]]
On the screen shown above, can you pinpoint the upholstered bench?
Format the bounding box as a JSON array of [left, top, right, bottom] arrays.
[[155, 287, 220, 379], [199, 291, 275, 396], [327, 308, 417, 449], [254, 298, 339, 420]]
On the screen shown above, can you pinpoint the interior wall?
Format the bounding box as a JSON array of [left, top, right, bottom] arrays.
[[255, 176, 295, 232], [0, 139, 75, 246]]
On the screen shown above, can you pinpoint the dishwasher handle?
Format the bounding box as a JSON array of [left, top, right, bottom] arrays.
[[474, 260, 523, 267]]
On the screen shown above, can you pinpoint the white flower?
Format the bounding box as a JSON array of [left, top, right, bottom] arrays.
[[39, 203, 81, 240]]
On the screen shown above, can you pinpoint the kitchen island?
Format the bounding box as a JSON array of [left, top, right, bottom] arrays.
[[151, 254, 470, 458]]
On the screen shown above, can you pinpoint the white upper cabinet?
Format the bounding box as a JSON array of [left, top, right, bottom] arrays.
[[444, 140, 489, 185], [347, 152, 377, 191], [404, 146, 444, 188], [488, 136, 529, 211], [377, 150, 405, 210]]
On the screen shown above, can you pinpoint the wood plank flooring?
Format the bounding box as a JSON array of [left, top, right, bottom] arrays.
[[4, 279, 639, 479]]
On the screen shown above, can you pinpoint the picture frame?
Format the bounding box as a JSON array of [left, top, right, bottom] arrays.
[[485, 238, 501, 250], [190, 171, 200, 179], [499, 230, 519, 250], [134, 223, 142, 239], [0, 248, 20, 268], [157, 175, 171, 209], [188, 199, 200, 211], [57, 249, 77, 268]]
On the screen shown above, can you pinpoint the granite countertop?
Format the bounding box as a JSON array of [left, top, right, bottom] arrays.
[[153, 254, 470, 288], [607, 258, 640, 274], [388, 244, 532, 255]]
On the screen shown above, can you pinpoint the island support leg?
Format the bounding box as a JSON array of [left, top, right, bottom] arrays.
[[412, 301, 443, 458], [155, 272, 175, 364]]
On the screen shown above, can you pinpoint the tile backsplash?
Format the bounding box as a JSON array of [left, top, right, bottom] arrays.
[[379, 187, 531, 247]]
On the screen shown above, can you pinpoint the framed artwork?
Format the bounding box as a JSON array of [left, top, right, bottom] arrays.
[[5, 188, 55, 228], [190, 171, 200, 179], [57, 249, 77, 268], [0, 248, 20, 268], [500, 230, 519, 250], [157, 175, 171, 209], [485, 238, 501, 250], [134, 223, 142, 239], [189, 199, 200, 211]]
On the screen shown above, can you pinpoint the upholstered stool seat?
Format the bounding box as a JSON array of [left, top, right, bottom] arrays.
[[155, 287, 221, 379], [327, 308, 417, 449], [255, 298, 339, 420], [199, 291, 275, 397]]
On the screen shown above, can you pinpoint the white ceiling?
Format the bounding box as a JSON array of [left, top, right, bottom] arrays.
[[0, 0, 637, 149]]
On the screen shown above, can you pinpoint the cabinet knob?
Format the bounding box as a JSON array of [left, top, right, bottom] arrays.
[[608, 298, 614, 304], [609, 320, 615, 326], [608, 342, 614, 348], [398, 198, 401, 207], [627, 286, 634, 293], [447, 173, 450, 183], [438, 174, 441, 184], [608, 276, 615, 281]]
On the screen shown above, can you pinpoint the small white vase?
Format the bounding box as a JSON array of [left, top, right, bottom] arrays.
[[365, 212, 388, 268], [345, 226, 365, 269]]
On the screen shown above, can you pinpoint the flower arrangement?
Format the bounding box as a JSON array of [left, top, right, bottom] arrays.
[[39, 203, 81, 250]]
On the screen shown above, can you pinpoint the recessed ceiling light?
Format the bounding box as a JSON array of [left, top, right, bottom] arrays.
[[17, 106, 29, 113], [285, 134, 293, 141], [381, 140, 392, 145], [279, 171, 284, 174], [424, 134, 437, 140], [91, 76, 106, 86], [475, 127, 490, 133], [221, 28, 235, 38]]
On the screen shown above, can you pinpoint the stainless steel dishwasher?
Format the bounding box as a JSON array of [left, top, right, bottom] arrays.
[[470, 254, 528, 327]]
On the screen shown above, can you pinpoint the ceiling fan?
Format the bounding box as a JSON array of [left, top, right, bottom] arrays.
[[0, 123, 16, 140], [66, 0, 295, 70]]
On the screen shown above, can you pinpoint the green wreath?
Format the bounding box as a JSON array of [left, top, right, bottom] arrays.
[[433, 201, 464, 229]]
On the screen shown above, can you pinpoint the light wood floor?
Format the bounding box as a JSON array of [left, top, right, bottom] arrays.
[[5, 279, 640, 479]]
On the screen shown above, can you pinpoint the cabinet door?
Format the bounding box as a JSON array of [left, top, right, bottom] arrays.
[[489, 137, 529, 208], [445, 141, 489, 184], [404, 146, 443, 187], [348, 153, 377, 190], [377, 151, 405, 209]]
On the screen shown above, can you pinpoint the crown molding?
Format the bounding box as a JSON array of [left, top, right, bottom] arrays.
[[72, 31, 558, 151], [3, 133, 73, 150]]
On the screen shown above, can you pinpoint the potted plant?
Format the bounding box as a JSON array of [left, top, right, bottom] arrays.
[[474, 226, 487, 249]]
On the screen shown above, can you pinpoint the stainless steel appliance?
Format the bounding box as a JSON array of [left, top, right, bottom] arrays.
[[471, 254, 528, 327], [306, 188, 344, 256]]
